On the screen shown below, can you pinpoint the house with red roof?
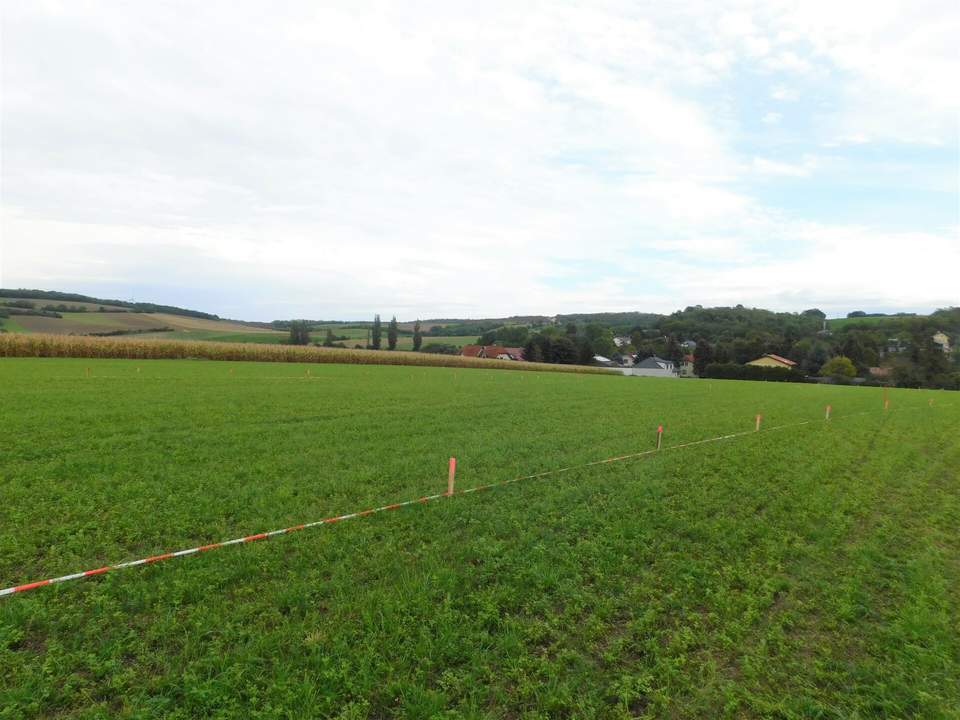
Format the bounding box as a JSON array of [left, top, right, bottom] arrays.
[[460, 345, 525, 361]]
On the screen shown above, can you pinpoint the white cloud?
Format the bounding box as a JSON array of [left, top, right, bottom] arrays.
[[1, 1, 957, 320], [752, 155, 819, 177], [770, 85, 798, 101], [761, 112, 783, 124]]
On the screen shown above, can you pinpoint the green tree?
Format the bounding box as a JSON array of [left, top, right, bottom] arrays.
[[584, 323, 615, 358], [550, 336, 578, 364], [820, 355, 856, 379], [323, 329, 336, 347], [412, 319, 423, 352], [287, 320, 310, 345], [371, 314, 382, 350], [387, 316, 398, 350]]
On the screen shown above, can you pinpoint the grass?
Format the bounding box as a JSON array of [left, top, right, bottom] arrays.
[[0, 317, 26, 333], [0, 359, 957, 718]]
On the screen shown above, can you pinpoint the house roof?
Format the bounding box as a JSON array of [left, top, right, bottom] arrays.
[[461, 345, 525, 359], [635, 356, 673, 369], [752, 353, 796, 367]]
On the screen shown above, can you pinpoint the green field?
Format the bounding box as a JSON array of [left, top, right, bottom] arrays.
[[137, 330, 289, 344], [0, 317, 26, 333], [1, 359, 958, 718]]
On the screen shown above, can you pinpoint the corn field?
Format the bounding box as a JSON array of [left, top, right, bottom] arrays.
[[0, 333, 612, 375]]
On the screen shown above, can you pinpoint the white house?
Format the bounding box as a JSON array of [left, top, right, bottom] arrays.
[[932, 331, 951, 354], [622, 356, 676, 377]]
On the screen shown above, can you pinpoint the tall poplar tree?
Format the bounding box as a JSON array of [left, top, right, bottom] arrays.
[[371, 314, 382, 349], [412, 319, 423, 351], [387, 316, 398, 350]]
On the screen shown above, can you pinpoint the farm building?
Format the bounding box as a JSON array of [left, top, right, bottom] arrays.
[[460, 345, 525, 361], [746, 353, 797, 369], [679, 353, 696, 377]]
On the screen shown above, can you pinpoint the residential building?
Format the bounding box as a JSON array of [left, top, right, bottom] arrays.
[[932, 331, 951, 354], [746, 353, 797, 369], [679, 353, 696, 377], [460, 345, 525, 361], [624, 355, 676, 377]]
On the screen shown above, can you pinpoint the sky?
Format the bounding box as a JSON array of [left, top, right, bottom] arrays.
[[1, 1, 958, 322]]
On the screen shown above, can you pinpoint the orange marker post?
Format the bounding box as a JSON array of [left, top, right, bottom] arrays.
[[447, 457, 457, 496], [755, 414, 762, 432], [656, 424, 663, 450], [825, 404, 831, 421], [884, 399, 890, 411]]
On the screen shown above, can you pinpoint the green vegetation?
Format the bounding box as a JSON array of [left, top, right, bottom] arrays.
[[821, 355, 857, 380], [412, 319, 423, 352], [388, 316, 399, 351], [662, 306, 959, 389], [1, 359, 957, 717], [827, 315, 922, 330], [372, 314, 382, 350], [287, 320, 311, 346], [0, 288, 220, 320]]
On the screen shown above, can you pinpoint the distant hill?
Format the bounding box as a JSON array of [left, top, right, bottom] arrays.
[[0, 289, 285, 344], [0, 289, 220, 320]]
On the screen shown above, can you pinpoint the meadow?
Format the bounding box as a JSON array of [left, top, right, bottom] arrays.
[[0, 358, 957, 718]]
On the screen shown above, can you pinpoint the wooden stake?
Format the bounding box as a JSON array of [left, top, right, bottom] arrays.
[[447, 457, 457, 496], [884, 399, 889, 411], [825, 404, 831, 420], [755, 414, 762, 432], [85, 367, 90, 377], [656, 424, 663, 450]]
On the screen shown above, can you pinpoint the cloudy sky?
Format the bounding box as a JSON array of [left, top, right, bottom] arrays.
[[1, 1, 957, 321]]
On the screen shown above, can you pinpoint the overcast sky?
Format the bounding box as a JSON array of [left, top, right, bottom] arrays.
[[1, 1, 958, 321]]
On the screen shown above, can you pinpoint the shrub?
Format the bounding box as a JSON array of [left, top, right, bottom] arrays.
[[820, 355, 857, 379], [702, 363, 807, 382]]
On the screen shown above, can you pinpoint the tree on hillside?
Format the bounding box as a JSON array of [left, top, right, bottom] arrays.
[[693, 338, 715, 375], [412, 319, 423, 352], [288, 320, 310, 345], [820, 355, 856, 380], [323, 329, 336, 347], [584, 323, 615, 358], [550, 336, 578, 364], [387, 316, 398, 350], [664, 335, 683, 363], [371, 314, 382, 349]]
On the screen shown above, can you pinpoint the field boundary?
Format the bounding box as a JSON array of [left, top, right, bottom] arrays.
[[0, 334, 610, 375], [2, 404, 927, 599]]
